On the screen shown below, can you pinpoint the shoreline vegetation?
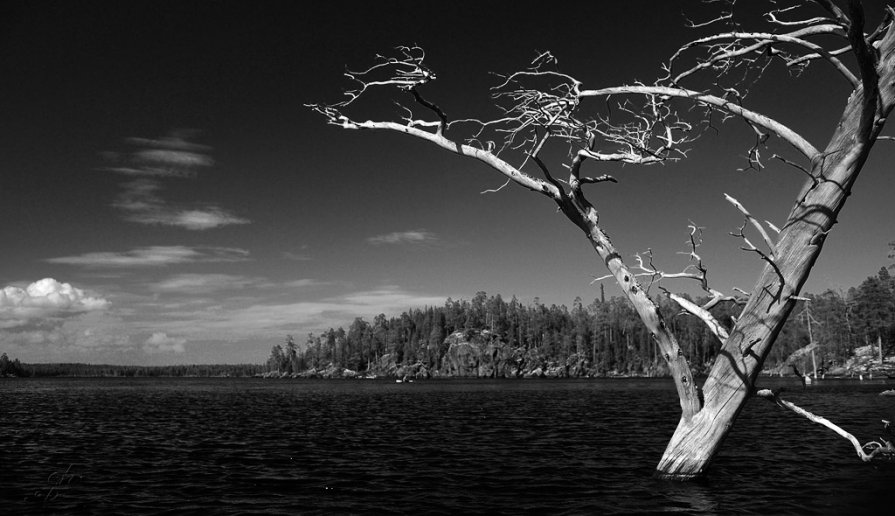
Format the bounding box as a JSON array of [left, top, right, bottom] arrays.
[[2, 267, 892, 380], [0, 360, 265, 378], [262, 268, 895, 381]]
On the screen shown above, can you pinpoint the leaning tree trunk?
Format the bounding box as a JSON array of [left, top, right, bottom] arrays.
[[655, 26, 895, 479]]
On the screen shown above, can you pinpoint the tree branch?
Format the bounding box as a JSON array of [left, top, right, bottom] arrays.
[[668, 291, 730, 342], [579, 85, 819, 160], [668, 26, 857, 87], [307, 114, 562, 201], [724, 193, 777, 255], [410, 87, 448, 134], [846, 0, 879, 110], [813, 0, 850, 26], [756, 389, 895, 462]]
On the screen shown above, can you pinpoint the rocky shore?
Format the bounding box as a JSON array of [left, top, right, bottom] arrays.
[[261, 331, 893, 381], [824, 344, 895, 378]]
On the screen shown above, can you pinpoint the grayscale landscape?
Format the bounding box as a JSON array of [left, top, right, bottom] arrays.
[[2, 0, 894, 513]]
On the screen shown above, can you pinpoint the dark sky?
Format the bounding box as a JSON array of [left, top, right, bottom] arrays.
[[1, 1, 892, 364]]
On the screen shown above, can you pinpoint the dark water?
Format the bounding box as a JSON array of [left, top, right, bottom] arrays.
[[1, 377, 893, 514]]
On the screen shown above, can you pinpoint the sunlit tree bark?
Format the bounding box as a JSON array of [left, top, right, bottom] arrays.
[[310, 0, 895, 479]]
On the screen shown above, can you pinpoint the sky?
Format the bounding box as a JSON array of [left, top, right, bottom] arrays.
[[2, 1, 893, 365]]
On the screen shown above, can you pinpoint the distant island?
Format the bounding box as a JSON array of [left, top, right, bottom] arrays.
[[0, 357, 264, 378], [263, 268, 895, 380]]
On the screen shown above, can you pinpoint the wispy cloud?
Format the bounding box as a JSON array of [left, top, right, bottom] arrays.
[[147, 274, 327, 296], [282, 279, 327, 288], [114, 179, 249, 231], [367, 229, 438, 246], [170, 209, 249, 230], [337, 287, 444, 308], [46, 246, 250, 268], [0, 278, 109, 329], [103, 130, 250, 230], [143, 332, 186, 354], [149, 273, 266, 294]]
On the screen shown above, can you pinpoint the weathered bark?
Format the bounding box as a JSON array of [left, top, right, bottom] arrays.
[[656, 18, 895, 480]]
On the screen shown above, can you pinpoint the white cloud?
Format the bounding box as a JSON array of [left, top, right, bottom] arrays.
[[367, 229, 438, 246], [46, 246, 250, 268], [0, 278, 109, 329], [171, 209, 250, 230], [142, 332, 186, 354]]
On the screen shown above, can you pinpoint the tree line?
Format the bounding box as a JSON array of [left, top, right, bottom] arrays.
[[1, 360, 265, 378], [268, 267, 895, 377]]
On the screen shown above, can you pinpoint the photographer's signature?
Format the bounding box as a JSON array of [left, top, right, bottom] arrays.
[[34, 464, 80, 502]]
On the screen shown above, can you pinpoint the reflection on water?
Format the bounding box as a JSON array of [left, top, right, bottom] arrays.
[[1, 377, 892, 514]]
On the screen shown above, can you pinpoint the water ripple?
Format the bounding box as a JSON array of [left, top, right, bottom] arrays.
[[1, 377, 893, 514]]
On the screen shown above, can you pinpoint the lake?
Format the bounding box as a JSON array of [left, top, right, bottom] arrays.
[[1, 377, 893, 514]]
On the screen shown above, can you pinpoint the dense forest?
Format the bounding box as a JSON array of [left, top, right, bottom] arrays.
[[267, 268, 895, 378]]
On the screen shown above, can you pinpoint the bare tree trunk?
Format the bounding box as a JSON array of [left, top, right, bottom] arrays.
[[583, 221, 701, 417], [656, 29, 895, 477]]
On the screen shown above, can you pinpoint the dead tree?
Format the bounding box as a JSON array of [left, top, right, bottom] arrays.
[[310, 0, 895, 480]]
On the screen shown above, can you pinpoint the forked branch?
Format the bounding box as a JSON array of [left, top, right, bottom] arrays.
[[626, 224, 741, 342], [724, 193, 777, 255]]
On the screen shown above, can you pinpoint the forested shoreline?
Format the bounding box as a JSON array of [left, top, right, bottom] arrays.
[[267, 268, 895, 379], [0, 357, 264, 378]]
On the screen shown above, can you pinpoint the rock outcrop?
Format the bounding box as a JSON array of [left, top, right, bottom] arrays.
[[829, 344, 895, 377], [440, 330, 527, 378]]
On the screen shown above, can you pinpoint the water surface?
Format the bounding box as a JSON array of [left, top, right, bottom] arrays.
[[1, 377, 893, 514]]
